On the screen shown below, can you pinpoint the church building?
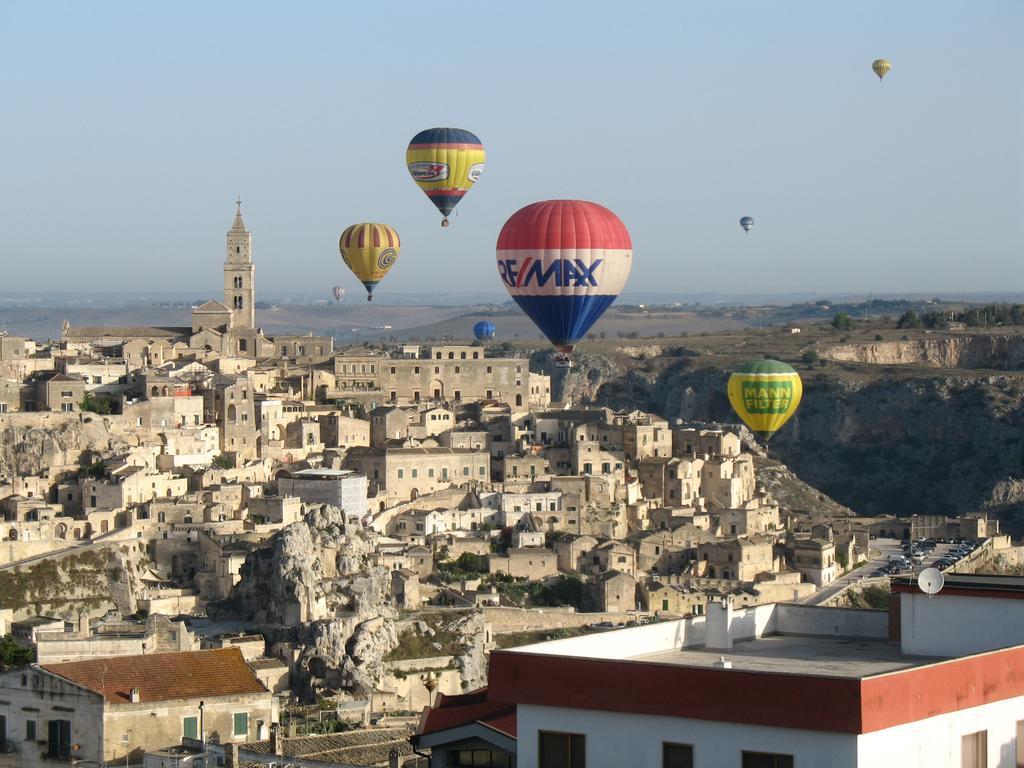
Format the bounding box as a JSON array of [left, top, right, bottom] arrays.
[[63, 204, 333, 363]]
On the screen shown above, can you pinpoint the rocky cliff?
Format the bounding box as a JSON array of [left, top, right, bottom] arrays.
[[823, 335, 1024, 370], [0, 412, 132, 478], [538, 345, 1024, 533], [223, 505, 400, 700]]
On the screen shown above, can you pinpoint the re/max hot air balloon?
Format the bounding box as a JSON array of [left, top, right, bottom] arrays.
[[727, 359, 803, 441], [338, 223, 401, 301], [872, 59, 891, 81], [332, 286, 345, 302], [740, 216, 754, 233], [496, 200, 632, 357], [407, 127, 485, 227], [473, 320, 496, 341]]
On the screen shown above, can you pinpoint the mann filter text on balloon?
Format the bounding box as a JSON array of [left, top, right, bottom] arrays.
[[468, 163, 485, 183], [741, 382, 793, 414], [497, 258, 604, 289]]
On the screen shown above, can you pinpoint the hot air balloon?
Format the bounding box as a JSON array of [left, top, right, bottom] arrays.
[[338, 223, 400, 301], [332, 286, 345, 302], [872, 59, 891, 81], [406, 127, 485, 227], [496, 200, 631, 362], [473, 320, 496, 342], [740, 216, 754, 233], [727, 359, 803, 441]]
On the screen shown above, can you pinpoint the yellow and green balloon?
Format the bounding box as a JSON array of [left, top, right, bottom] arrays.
[[727, 359, 803, 440]]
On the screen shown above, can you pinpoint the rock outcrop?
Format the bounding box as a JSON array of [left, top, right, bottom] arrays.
[[823, 335, 1024, 370], [223, 504, 399, 700], [0, 413, 132, 478]]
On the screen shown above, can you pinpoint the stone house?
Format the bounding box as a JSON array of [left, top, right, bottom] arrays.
[[697, 536, 777, 581], [276, 468, 368, 521], [640, 580, 708, 616], [587, 540, 638, 577], [617, 411, 672, 461], [344, 446, 490, 508], [0, 648, 274, 765], [391, 568, 421, 609], [790, 537, 838, 587], [554, 534, 599, 573], [637, 456, 705, 507], [590, 570, 637, 612], [487, 548, 557, 580], [32, 372, 86, 412]]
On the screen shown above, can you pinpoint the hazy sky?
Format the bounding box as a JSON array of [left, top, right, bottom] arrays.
[[1, 1, 1021, 299]]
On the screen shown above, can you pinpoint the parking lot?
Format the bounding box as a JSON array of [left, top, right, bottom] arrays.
[[803, 537, 984, 606]]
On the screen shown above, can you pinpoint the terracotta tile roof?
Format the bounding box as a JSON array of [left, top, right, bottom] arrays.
[[246, 726, 416, 765], [42, 647, 268, 704], [418, 689, 517, 738]]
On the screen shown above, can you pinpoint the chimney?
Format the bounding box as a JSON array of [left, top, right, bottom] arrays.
[[129, 687, 140, 703], [705, 597, 733, 651], [269, 723, 278, 755], [77, 613, 89, 637], [389, 748, 401, 768]]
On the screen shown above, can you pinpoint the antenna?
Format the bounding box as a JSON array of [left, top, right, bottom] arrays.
[[917, 567, 944, 597]]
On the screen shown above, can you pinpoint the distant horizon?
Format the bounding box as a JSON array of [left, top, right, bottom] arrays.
[[2, 289, 1024, 308]]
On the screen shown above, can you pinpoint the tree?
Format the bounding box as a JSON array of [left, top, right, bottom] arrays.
[[801, 350, 820, 365], [0, 635, 34, 671], [211, 453, 235, 470], [80, 393, 113, 415], [896, 310, 921, 329], [831, 312, 853, 331]]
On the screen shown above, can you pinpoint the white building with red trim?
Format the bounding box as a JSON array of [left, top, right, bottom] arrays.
[[416, 574, 1024, 767]]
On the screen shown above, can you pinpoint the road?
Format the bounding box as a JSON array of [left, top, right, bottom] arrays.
[[803, 538, 957, 606]]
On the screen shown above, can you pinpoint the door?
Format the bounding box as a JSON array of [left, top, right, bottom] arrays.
[[47, 719, 71, 759]]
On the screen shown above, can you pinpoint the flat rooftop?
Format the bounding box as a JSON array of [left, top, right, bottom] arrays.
[[631, 634, 943, 678]]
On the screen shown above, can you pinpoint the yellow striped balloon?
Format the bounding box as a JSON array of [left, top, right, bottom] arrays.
[[727, 359, 803, 440], [406, 127, 485, 227], [872, 58, 891, 81], [338, 223, 401, 301]]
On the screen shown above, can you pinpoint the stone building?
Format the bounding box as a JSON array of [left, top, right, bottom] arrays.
[[697, 535, 777, 582], [276, 469, 369, 521], [487, 548, 557, 580], [344, 446, 490, 508], [0, 648, 274, 765], [590, 570, 637, 612], [331, 346, 550, 410]]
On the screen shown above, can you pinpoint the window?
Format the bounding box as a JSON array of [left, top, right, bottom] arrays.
[[463, 466, 470, 476], [962, 730, 987, 768], [450, 749, 511, 767], [663, 743, 693, 768], [539, 731, 585, 768], [26, 719, 36, 741], [412, 469, 418, 478], [486, 365, 492, 374], [233, 712, 249, 737], [742, 752, 793, 768], [398, 469, 404, 479]]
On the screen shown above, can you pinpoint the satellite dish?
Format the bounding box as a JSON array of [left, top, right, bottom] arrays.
[[917, 567, 944, 597]]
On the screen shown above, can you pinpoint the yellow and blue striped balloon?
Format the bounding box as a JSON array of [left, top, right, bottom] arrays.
[[406, 127, 485, 227]]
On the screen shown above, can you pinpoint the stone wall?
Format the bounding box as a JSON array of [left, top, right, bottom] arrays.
[[483, 606, 643, 634]]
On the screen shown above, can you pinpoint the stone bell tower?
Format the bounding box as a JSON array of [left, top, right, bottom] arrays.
[[224, 198, 255, 329]]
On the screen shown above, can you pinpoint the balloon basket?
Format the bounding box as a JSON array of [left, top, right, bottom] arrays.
[[441, 218, 450, 228]]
